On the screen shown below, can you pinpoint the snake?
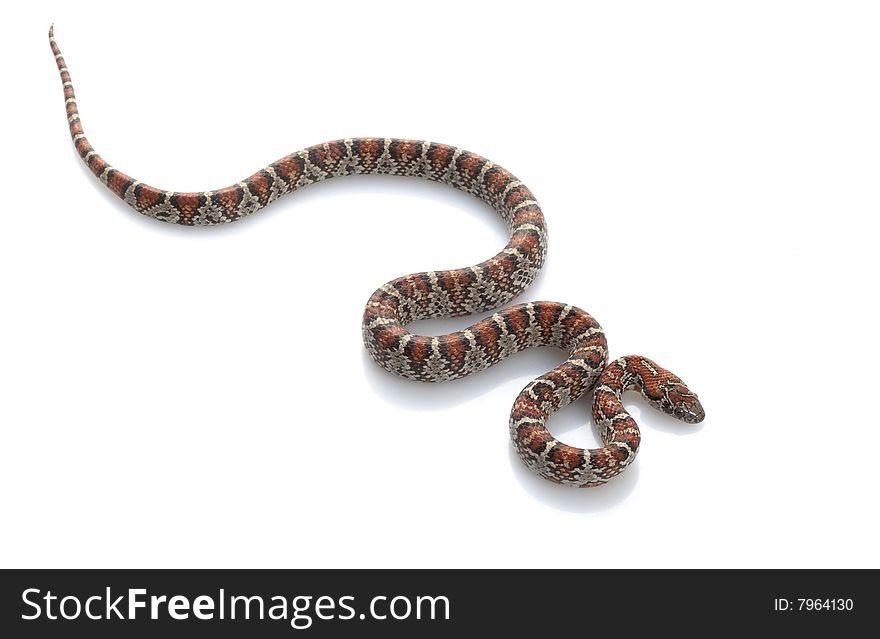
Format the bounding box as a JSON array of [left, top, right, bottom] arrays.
[[49, 26, 705, 487]]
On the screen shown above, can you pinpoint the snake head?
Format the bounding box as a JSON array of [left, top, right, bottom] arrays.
[[661, 378, 705, 424], [627, 357, 705, 424]]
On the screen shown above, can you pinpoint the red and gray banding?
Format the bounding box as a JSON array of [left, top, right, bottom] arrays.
[[50, 26, 704, 487]]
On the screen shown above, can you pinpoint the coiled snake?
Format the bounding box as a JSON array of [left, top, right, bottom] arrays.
[[49, 26, 704, 487]]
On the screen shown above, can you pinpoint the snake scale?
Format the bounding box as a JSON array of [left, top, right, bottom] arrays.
[[50, 26, 704, 487]]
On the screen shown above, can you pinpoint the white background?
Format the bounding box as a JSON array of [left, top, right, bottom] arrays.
[[2, 1, 878, 568]]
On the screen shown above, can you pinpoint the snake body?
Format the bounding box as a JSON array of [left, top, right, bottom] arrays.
[[50, 26, 704, 487]]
